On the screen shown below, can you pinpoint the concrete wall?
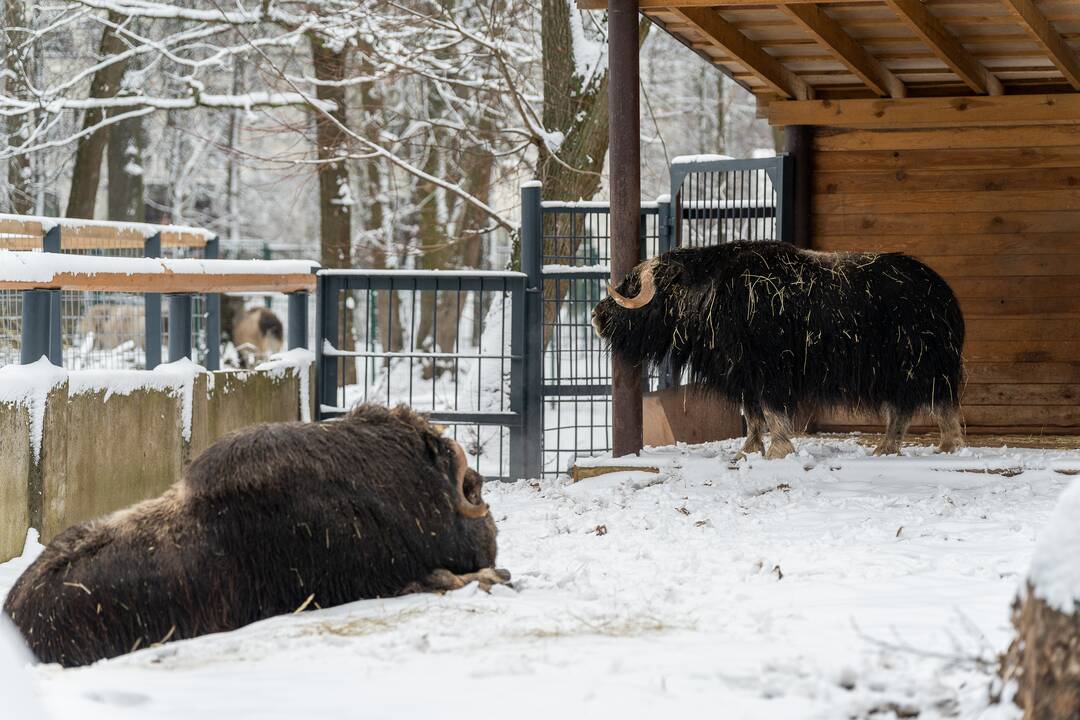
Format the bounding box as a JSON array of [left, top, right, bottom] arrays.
[[0, 401, 31, 562], [0, 363, 311, 561]]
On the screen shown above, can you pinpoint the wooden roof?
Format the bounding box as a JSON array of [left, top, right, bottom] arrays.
[[581, 0, 1080, 105]]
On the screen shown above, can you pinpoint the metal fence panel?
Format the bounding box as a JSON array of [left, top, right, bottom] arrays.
[[314, 270, 530, 482]]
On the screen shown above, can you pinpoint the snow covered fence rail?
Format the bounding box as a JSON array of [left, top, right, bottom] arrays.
[[0, 214, 214, 251], [0, 250, 317, 371]]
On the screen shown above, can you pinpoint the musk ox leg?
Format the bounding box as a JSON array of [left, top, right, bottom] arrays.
[[403, 567, 512, 595], [737, 407, 767, 459], [763, 407, 796, 460], [935, 406, 964, 454], [873, 406, 912, 456]]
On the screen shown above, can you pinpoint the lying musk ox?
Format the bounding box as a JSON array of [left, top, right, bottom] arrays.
[[593, 241, 965, 458], [3, 404, 508, 667]]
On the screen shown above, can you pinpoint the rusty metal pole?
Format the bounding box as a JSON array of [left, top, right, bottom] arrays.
[[608, 0, 643, 458]]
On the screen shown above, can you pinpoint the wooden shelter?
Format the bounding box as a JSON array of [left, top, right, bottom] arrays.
[[597, 0, 1080, 449]]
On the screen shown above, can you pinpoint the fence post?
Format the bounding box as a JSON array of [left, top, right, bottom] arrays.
[[144, 232, 162, 368], [20, 290, 52, 365], [519, 181, 544, 480], [42, 226, 62, 366], [314, 273, 339, 420], [288, 291, 309, 349], [204, 236, 221, 370], [167, 294, 193, 362]]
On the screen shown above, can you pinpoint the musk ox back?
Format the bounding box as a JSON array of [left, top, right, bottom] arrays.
[[593, 241, 965, 459], [3, 404, 505, 667]]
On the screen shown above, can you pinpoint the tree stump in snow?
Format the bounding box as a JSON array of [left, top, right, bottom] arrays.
[[1000, 481, 1080, 719], [1001, 583, 1080, 719]]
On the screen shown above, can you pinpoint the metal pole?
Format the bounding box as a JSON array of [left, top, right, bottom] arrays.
[[314, 274, 339, 420], [43, 226, 62, 366], [20, 290, 52, 365], [608, 0, 643, 457], [287, 291, 309, 349], [144, 232, 162, 368], [204, 236, 221, 370], [656, 198, 675, 390], [519, 182, 544, 480], [167, 294, 193, 362]]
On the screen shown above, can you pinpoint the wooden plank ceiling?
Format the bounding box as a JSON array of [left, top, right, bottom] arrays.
[[579, 0, 1080, 103]]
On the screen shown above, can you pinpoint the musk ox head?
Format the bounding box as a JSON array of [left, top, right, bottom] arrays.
[[592, 255, 685, 367]]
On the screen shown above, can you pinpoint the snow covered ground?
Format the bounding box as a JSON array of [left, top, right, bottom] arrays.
[[3, 437, 1080, 719]]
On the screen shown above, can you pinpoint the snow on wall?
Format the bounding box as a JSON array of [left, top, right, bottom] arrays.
[[0, 250, 319, 283], [68, 359, 206, 442], [255, 348, 315, 423], [1028, 479, 1080, 613], [0, 358, 68, 462]]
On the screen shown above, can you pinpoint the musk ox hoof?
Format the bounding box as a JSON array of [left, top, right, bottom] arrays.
[[409, 567, 512, 595], [937, 440, 962, 454], [872, 443, 901, 456], [765, 441, 795, 460]]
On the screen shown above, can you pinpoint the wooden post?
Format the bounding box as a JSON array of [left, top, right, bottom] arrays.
[[784, 124, 813, 250], [608, 0, 643, 458]]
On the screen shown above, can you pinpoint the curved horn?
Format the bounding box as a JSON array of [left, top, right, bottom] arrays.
[[607, 258, 657, 310], [451, 441, 489, 519]]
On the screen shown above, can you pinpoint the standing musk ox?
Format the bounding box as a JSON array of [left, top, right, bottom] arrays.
[[593, 241, 965, 458], [3, 404, 508, 667]]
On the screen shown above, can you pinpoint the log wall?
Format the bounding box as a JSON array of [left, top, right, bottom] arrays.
[[811, 123, 1080, 435]]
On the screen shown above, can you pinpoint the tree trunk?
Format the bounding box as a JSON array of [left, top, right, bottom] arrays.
[[4, 0, 33, 214], [66, 11, 128, 219], [309, 35, 355, 383], [107, 116, 145, 222], [537, 2, 650, 346], [1001, 584, 1080, 719]]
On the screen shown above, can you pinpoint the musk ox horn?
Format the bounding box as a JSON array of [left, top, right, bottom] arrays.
[[451, 441, 488, 518], [607, 258, 657, 310]]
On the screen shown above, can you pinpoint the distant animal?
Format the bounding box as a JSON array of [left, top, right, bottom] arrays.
[[78, 303, 145, 351], [222, 296, 283, 367], [592, 241, 965, 458], [3, 404, 507, 667]]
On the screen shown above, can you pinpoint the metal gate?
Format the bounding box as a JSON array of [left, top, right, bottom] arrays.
[[670, 155, 792, 247], [525, 154, 794, 476]]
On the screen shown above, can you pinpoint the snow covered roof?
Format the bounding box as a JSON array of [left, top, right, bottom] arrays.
[[0, 214, 215, 250]]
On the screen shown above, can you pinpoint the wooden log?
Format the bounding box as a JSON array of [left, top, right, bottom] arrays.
[[1002, 583, 1080, 719], [570, 465, 661, 483]]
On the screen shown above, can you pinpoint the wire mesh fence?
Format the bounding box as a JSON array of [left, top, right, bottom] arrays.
[[316, 271, 529, 482]]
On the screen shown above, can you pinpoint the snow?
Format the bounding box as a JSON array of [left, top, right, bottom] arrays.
[[671, 153, 736, 166], [255, 349, 315, 423], [520, 180, 542, 189], [541, 263, 611, 276], [317, 269, 525, 279], [0, 358, 68, 461], [2, 437, 1077, 719], [0, 615, 47, 720], [0, 251, 319, 283], [1027, 479, 1080, 613]]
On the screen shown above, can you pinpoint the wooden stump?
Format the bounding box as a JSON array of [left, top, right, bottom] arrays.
[[1001, 583, 1080, 719]]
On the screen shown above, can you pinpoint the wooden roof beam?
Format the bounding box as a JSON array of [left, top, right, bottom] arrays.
[[668, 7, 814, 100], [580, 0, 882, 8], [779, 3, 906, 98], [883, 0, 1003, 95], [999, 0, 1080, 90]]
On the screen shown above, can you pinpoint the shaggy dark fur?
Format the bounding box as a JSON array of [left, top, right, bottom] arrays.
[[257, 308, 284, 342], [3, 404, 501, 667], [593, 241, 965, 455]]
